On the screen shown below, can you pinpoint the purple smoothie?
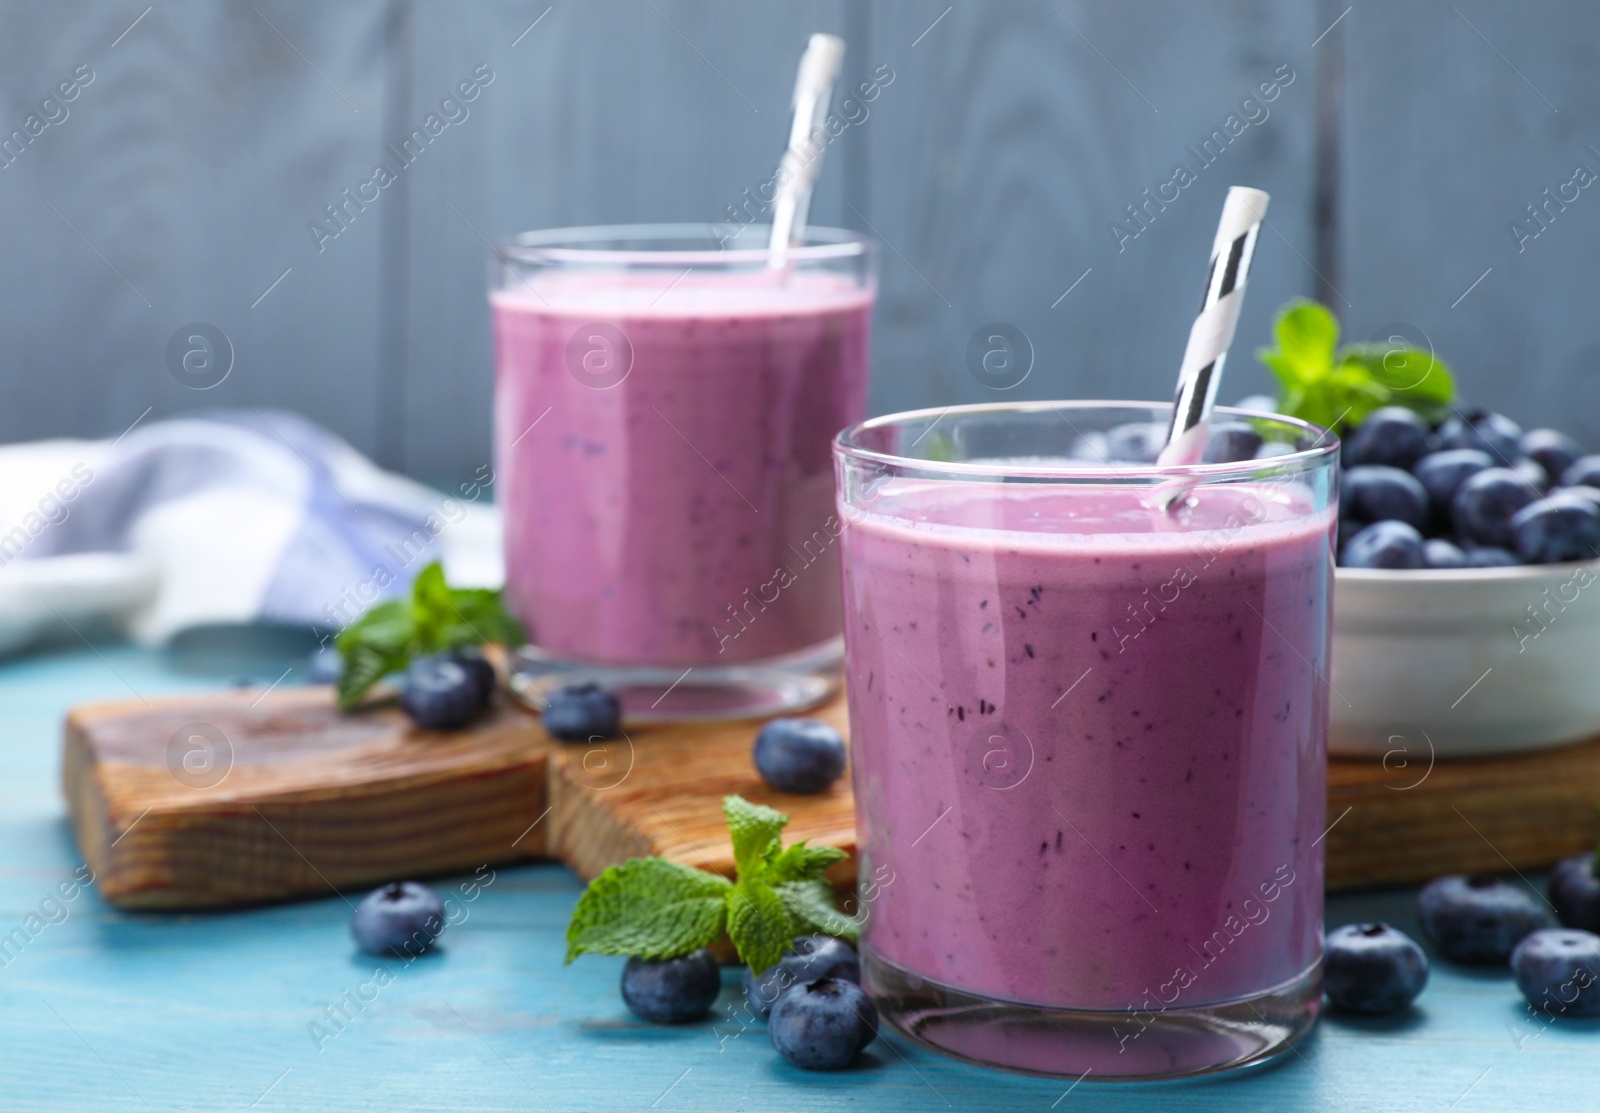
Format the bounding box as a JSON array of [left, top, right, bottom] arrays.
[[840, 480, 1333, 1016], [492, 272, 872, 665]]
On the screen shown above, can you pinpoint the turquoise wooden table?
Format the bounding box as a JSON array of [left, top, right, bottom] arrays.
[[1, 634, 1592, 1111]]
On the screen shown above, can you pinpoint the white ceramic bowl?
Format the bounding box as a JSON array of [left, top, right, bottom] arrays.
[[1330, 559, 1600, 758]]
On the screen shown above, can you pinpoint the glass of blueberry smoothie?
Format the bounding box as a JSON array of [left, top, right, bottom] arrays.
[[834, 401, 1338, 1080], [492, 225, 875, 718]]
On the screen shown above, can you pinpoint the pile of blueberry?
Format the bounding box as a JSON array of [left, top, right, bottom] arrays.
[[622, 934, 876, 1070], [1326, 852, 1600, 1018], [1332, 406, 1600, 570]]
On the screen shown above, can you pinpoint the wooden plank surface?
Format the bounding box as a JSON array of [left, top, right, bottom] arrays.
[[5, 4, 1600, 478], [0, 1, 393, 458], [4, 641, 1600, 1111], [858, 0, 1320, 418], [1336, 0, 1600, 450]]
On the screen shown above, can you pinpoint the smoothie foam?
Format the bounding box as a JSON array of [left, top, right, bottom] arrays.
[[493, 271, 872, 665], [840, 479, 1333, 1011]]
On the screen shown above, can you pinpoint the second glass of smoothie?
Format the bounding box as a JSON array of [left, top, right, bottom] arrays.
[[834, 402, 1337, 1080], [492, 225, 875, 718]]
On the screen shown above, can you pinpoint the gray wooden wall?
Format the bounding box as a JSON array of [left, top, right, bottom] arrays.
[[1, 1, 1594, 483]]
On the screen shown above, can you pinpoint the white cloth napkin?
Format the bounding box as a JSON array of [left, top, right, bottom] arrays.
[[0, 411, 502, 652]]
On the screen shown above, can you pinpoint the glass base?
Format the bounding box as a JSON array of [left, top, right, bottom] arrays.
[[506, 637, 842, 723], [863, 949, 1321, 1082]]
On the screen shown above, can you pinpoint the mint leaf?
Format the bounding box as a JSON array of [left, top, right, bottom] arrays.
[[410, 563, 454, 652], [334, 599, 413, 710], [922, 432, 957, 463], [1257, 298, 1456, 433], [1292, 365, 1390, 431], [775, 878, 861, 943], [1337, 344, 1455, 420], [442, 587, 526, 647], [565, 797, 859, 970], [724, 795, 788, 879], [335, 640, 407, 711], [766, 842, 848, 884], [1263, 299, 1338, 385], [412, 562, 525, 653], [726, 879, 795, 974], [565, 857, 731, 963], [339, 598, 412, 654], [334, 562, 523, 709]]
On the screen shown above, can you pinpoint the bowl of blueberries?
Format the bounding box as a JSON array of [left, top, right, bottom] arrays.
[[1325, 404, 1600, 758]]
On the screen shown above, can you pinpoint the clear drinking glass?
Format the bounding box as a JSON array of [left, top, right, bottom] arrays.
[[834, 402, 1338, 1080], [492, 225, 876, 720]]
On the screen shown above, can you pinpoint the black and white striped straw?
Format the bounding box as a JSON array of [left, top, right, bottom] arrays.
[[1156, 186, 1270, 467]]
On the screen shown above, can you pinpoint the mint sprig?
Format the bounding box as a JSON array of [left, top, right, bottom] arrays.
[[334, 561, 525, 710], [565, 795, 859, 972], [1257, 299, 1455, 433]]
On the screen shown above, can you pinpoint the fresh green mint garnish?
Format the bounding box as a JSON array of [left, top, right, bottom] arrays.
[[335, 561, 524, 710], [1256, 299, 1455, 432], [565, 795, 858, 972]]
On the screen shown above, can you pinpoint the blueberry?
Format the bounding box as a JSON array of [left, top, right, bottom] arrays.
[[1423, 538, 1467, 569], [1522, 429, 1584, 480], [1551, 854, 1600, 932], [446, 647, 496, 708], [1341, 521, 1426, 569], [1513, 456, 1551, 493], [400, 655, 480, 730], [1511, 493, 1600, 564], [1563, 456, 1600, 489], [1344, 407, 1431, 470], [1462, 546, 1521, 568], [754, 719, 847, 794], [743, 935, 860, 1020], [1453, 468, 1540, 549], [1105, 422, 1167, 463], [1203, 421, 1263, 463], [1323, 923, 1429, 1015], [1343, 466, 1429, 530], [543, 683, 622, 742], [1558, 485, 1600, 512], [620, 949, 721, 1024], [1438, 408, 1523, 464], [1418, 874, 1550, 964], [351, 881, 446, 956], [1232, 393, 1279, 414], [1511, 929, 1600, 1018], [768, 977, 878, 1070], [1336, 516, 1355, 553], [1412, 449, 1494, 521]]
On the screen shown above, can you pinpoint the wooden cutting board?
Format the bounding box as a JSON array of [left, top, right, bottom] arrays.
[[63, 687, 555, 908], [63, 686, 1600, 908]]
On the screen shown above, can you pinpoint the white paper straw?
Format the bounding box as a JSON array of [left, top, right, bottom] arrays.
[[767, 33, 845, 267], [1156, 186, 1270, 467]]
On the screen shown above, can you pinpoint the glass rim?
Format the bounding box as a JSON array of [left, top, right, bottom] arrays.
[[494, 223, 873, 267], [833, 400, 1338, 481]]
